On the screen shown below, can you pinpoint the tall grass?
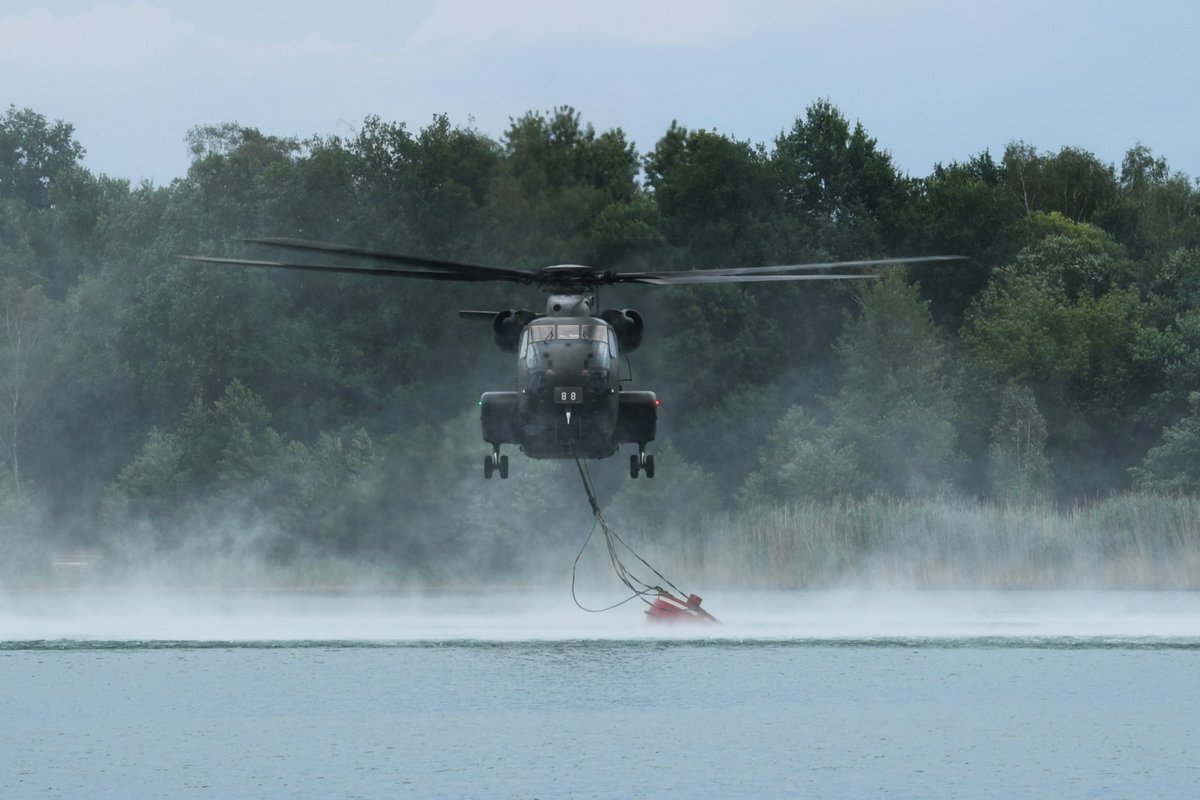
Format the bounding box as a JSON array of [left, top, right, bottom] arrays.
[[7, 488, 1200, 591], [681, 494, 1200, 589]]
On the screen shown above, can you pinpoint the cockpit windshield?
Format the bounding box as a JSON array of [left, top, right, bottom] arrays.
[[526, 323, 608, 343], [520, 323, 616, 360]]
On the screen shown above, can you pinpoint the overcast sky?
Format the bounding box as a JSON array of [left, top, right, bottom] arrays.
[[3, 0, 1197, 185]]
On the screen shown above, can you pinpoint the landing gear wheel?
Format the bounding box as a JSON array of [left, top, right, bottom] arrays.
[[630, 450, 654, 479], [485, 448, 506, 480]]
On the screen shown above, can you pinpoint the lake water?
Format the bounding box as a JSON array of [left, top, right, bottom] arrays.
[[2, 590, 1198, 798]]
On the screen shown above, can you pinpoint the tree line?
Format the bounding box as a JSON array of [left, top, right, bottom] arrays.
[[1, 100, 1198, 578]]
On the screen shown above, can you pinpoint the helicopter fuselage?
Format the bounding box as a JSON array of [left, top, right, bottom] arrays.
[[479, 298, 657, 477]]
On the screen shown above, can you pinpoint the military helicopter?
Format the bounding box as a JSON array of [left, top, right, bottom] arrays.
[[185, 240, 960, 480]]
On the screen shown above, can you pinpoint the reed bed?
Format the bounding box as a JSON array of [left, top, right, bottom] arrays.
[[678, 494, 1200, 589]]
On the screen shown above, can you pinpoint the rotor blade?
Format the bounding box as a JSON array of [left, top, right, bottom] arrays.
[[181, 255, 499, 282], [624, 254, 966, 281], [458, 310, 499, 319], [247, 238, 537, 282], [623, 273, 882, 285]]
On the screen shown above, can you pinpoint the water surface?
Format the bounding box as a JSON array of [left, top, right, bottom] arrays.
[[2, 591, 1197, 798]]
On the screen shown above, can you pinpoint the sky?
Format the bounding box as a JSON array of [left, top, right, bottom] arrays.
[[2, 0, 1198, 185]]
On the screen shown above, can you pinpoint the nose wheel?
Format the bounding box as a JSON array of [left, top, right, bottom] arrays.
[[484, 448, 509, 479], [629, 450, 655, 479]]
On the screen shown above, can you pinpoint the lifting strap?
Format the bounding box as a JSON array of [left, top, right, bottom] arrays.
[[570, 452, 689, 612]]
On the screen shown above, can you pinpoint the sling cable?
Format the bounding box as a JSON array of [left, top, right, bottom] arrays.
[[570, 452, 718, 623]]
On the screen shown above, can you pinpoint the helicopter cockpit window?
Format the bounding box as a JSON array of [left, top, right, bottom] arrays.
[[527, 325, 556, 343], [521, 324, 550, 367], [551, 324, 608, 341], [581, 324, 608, 343], [520, 323, 611, 352], [575, 325, 614, 358]]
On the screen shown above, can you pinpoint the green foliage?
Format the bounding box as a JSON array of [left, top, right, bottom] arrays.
[[1101, 145, 1199, 258], [739, 406, 869, 505], [644, 122, 776, 266], [914, 151, 1021, 259], [609, 445, 723, 538], [664, 381, 795, 499], [772, 98, 910, 255], [503, 107, 636, 204], [965, 274, 1145, 395], [905, 151, 1021, 326], [181, 124, 305, 241], [653, 282, 783, 406], [490, 107, 639, 263], [0, 99, 1198, 583], [347, 114, 500, 254], [987, 382, 1051, 503], [108, 380, 379, 557], [0, 106, 86, 209], [1009, 211, 1134, 296], [1133, 253, 1200, 432], [832, 272, 963, 495], [1131, 392, 1200, 493], [963, 222, 1154, 495], [1001, 142, 1119, 223], [742, 272, 962, 503], [0, 279, 61, 485]]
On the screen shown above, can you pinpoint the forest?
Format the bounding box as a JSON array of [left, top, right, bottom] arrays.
[[1, 100, 1199, 588]]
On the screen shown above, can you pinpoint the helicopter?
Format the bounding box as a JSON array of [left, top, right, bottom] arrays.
[[185, 240, 960, 480]]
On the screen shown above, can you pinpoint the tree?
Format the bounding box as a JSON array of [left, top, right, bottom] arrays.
[[1099, 145, 1199, 259], [0, 108, 104, 298], [0, 279, 58, 487], [772, 99, 910, 255], [644, 122, 776, 267], [180, 123, 304, 242], [345, 114, 500, 255], [831, 271, 963, 496], [742, 271, 963, 502], [1001, 142, 1118, 223], [118, 258, 320, 432], [1008, 211, 1134, 295], [1128, 247, 1200, 448], [111, 380, 288, 528], [739, 406, 869, 505], [962, 220, 1153, 496], [987, 382, 1051, 503], [488, 107, 639, 264], [1131, 392, 1200, 493], [108, 380, 379, 556], [0, 106, 85, 209], [651, 282, 783, 405], [905, 150, 1023, 327]]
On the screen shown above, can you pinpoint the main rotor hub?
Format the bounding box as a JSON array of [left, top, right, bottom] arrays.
[[537, 264, 612, 292]]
